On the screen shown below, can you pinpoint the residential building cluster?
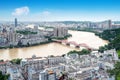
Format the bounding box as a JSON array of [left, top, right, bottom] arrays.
[[38, 20, 120, 30], [0, 49, 119, 80], [0, 18, 68, 47], [66, 49, 118, 80], [1, 19, 120, 47]]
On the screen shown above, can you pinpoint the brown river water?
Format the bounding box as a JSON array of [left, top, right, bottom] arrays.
[[0, 30, 108, 60]]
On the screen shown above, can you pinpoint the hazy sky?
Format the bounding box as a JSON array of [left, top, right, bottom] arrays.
[[0, 0, 120, 21]]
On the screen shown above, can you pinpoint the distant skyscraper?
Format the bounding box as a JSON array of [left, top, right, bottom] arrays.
[[108, 20, 112, 29], [15, 18, 17, 27]]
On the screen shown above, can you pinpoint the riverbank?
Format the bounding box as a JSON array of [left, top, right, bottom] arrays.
[[0, 34, 72, 49], [0, 40, 53, 49], [51, 34, 72, 40], [69, 28, 102, 34]]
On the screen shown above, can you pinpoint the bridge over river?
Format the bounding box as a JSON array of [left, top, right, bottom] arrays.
[[53, 39, 97, 51]]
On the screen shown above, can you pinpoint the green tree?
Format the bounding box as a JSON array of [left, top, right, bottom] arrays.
[[98, 46, 107, 53], [0, 60, 4, 62], [109, 35, 120, 50], [108, 62, 120, 80], [0, 71, 9, 80], [67, 50, 80, 55], [79, 49, 91, 55], [10, 58, 22, 64], [67, 49, 91, 55]]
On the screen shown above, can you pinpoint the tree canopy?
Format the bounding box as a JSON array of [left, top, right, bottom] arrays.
[[67, 49, 91, 55], [0, 71, 9, 80], [10, 58, 22, 64], [108, 62, 120, 80]]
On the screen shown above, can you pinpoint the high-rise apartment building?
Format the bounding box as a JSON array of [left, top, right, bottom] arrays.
[[8, 30, 19, 46], [54, 27, 68, 37], [101, 20, 112, 29]]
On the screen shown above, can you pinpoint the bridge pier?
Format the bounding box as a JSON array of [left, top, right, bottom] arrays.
[[76, 46, 80, 48], [79, 46, 87, 50], [66, 43, 70, 46], [62, 42, 66, 45], [70, 44, 76, 48]]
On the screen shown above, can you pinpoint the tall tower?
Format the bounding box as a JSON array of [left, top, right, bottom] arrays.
[[108, 20, 112, 29], [15, 18, 17, 27]]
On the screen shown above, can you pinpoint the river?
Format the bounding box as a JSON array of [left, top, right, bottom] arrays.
[[0, 30, 108, 60]]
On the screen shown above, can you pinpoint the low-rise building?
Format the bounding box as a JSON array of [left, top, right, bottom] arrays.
[[7, 66, 24, 80]]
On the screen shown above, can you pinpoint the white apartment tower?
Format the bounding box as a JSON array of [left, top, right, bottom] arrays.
[[8, 30, 19, 46], [54, 27, 68, 37]]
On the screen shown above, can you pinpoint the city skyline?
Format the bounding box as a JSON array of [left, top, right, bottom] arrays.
[[0, 0, 120, 21]]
